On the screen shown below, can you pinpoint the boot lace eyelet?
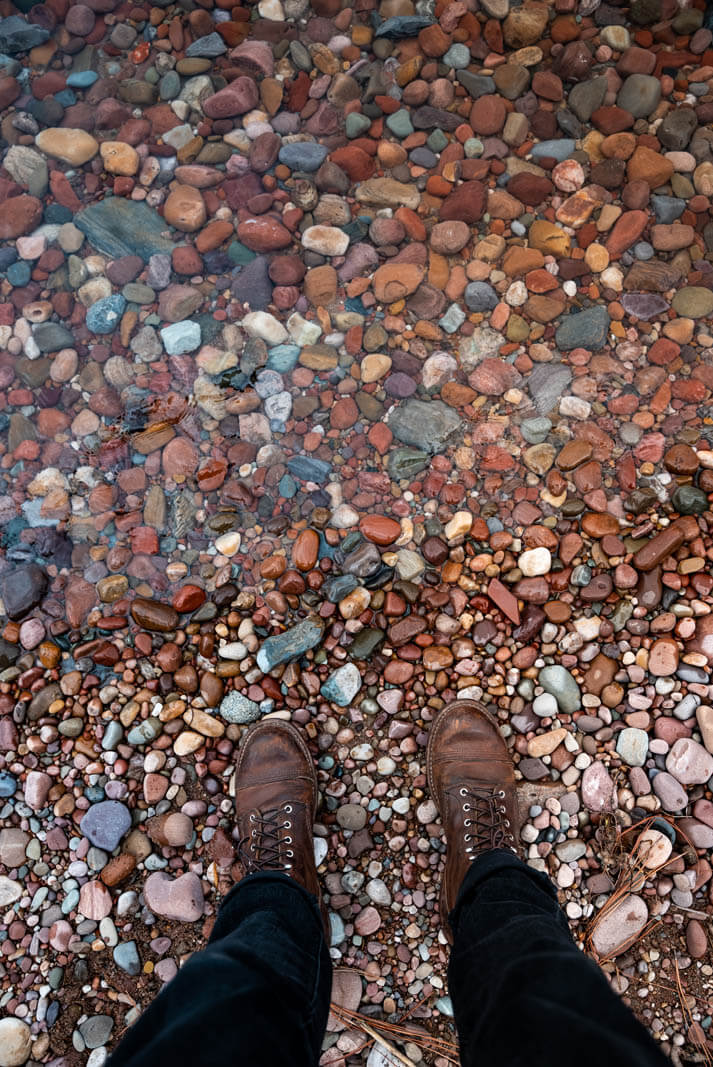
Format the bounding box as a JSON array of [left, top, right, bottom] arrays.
[[284, 805, 292, 813], [459, 788, 468, 797], [284, 836, 292, 844]]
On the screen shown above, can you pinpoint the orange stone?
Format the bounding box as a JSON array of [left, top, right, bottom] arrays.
[[581, 512, 620, 538], [292, 528, 320, 571], [359, 515, 401, 545]]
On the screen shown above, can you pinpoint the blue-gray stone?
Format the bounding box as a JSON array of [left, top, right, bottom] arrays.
[[231, 256, 272, 310], [321, 663, 362, 707], [322, 575, 359, 602], [256, 617, 325, 672], [530, 139, 575, 162], [464, 281, 498, 312], [555, 306, 610, 351], [538, 665, 581, 713], [185, 32, 226, 57], [278, 473, 296, 497], [520, 416, 552, 444], [409, 144, 438, 166], [287, 456, 331, 482], [0, 772, 16, 797], [443, 43, 470, 68], [0, 15, 50, 53], [651, 195, 685, 223], [160, 320, 201, 355], [80, 801, 131, 852], [113, 941, 141, 976], [329, 912, 345, 947], [79, 1016, 114, 1050], [616, 727, 649, 767], [67, 70, 98, 89], [33, 322, 74, 353], [387, 399, 462, 453], [0, 563, 48, 620], [633, 241, 654, 260], [75, 198, 176, 262], [375, 15, 434, 38], [571, 564, 592, 586], [219, 691, 261, 724], [439, 304, 466, 334], [159, 70, 180, 100], [101, 721, 123, 751], [7, 261, 31, 287], [278, 143, 328, 172], [267, 344, 300, 372], [86, 294, 126, 335]]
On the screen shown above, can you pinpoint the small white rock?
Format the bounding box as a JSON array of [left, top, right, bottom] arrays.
[[301, 225, 350, 257], [0, 1018, 32, 1067], [518, 547, 551, 577], [242, 311, 288, 345], [214, 532, 241, 556]]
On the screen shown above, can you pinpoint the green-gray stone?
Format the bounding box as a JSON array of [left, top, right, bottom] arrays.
[[122, 283, 155, 304], [33, 322, 74, 353], [385, 109, 414, 138], [673, 484, 708, 515], [538, 665, 581, 713], [75, 198, 176, 262], [387, 399, 463, 453], [256, 616, 325, 672], [672, 287, 713, 318], [387, 447, 430, 481], [345, 113, 371, 139], [348, 628, 385, 659]]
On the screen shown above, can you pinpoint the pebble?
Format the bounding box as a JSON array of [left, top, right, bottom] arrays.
[[591, 895, 649, 958], [0, 1018, 32, 1067]]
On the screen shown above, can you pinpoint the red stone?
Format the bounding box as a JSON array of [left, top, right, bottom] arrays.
[[172, 585, 206, 612]]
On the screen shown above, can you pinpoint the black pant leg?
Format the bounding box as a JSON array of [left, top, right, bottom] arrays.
[[448, 849, 670, 1067], [109, 872, 332, 1067]]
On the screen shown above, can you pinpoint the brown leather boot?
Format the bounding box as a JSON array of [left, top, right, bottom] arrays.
[[427, 699, 521, 937], [234, 719, 328, 933]]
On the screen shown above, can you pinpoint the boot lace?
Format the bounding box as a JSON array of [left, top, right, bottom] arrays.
[[238, 804, 294, 873], [460, 787, 517, 859]]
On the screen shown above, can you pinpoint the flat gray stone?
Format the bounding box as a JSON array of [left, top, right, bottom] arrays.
[[386, 399, 463, 454], [527, 364, 572, 415], [555, 306, 610, 351], [75, 198, 176, 263], [256, 616, 325, 672]]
